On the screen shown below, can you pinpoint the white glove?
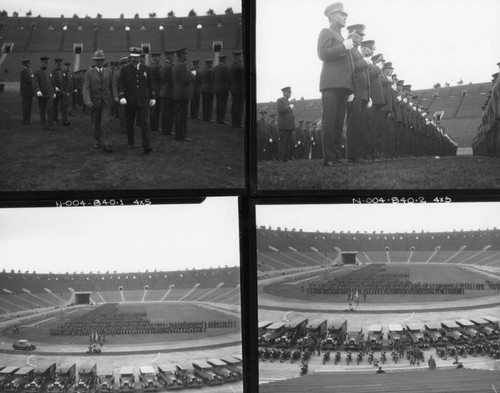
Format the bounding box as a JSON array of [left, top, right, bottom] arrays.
[[86, 101, 94, 108], [55, 87, 60, 92], [36, 91, 43, 97], [347, 94, 354, 102], [53, 94, 56, 99], [289, 104, 294, 109], [269, 138, 272, 143], [403, 97, 408, 103], [397, 95, 402, 102], [365, 57, 373, 65], [343, 39, 354, 50], [149, 99, 156, 107], [377, 62, 384, 70], [120, 98, 127, 105], [367, 98, 372, 108]]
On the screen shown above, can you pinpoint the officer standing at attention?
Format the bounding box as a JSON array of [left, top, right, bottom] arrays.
[[317, 2, 355, 166], [52, 58, 71, 125], [277, 86, 295, 162], [32, 56, 56, 130], [20, 59, 34, 125], [229, 51, 245, 128], [200, 59, 214, 122], [149, 52, 162, 131], [159, 50, 176, 136], [172, 47, 193, 141], [213, 55, 230, 124], [190, 60, 201, 119], [118, 47, 155, 154]]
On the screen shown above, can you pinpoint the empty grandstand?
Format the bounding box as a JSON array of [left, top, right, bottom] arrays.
[[256, 227, 500, 274], [0, 267, 241, 316], [0, 13, 242, 77]]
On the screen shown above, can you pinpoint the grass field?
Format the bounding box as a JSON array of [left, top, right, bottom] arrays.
[[257, 156, 500, 190], [0, 87, 245, 192], [263, 264, 496, 303], [1, 303, 239, 345]]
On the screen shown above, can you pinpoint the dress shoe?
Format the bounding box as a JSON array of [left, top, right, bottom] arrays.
[[104, 146, 113, 153], [144, 147, 153, 154]]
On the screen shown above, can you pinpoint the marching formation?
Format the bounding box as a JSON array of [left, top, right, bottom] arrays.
[[49, 304, 236, 337], [472, 63, 500, 156], [257, 2, 458, 164], [19, 47, 245, 153]]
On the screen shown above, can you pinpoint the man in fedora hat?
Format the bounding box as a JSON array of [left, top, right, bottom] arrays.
[[20, 59, 34, 125], [172, 47, 193, 141], [118, 47, 155, 154], [52, 57, 71, 125], [32, 56, 56, 130], [318, 2, 355, 166], [277, 86, 295, 161], [83, 49, 115, 152]]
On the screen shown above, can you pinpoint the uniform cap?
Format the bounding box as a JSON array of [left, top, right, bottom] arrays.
[[164, 50, 176, 56], [371, 53, 383, 63], [361, 40, 375, 48], [192, 60, 200, 64], [21, 59, 30, 64], [383, 62, 393, 70], [396, 80, 405, 86], [281, 86, 291, 92], [403, 84, 412, 90], [92, 50, 106, 60], [64, 61, 71, 65], [119, 56, 129, 64], [129, 47, 142, 57], [347, 24, 366, 36], [151, 52, 161, 57], [232, 51, 243, 56], [40, 56, 50, 61], [391, 74, 397, 79], [54, 58, 63, 63], [176, 47, 189, 56], [324, 2, 347, 17]]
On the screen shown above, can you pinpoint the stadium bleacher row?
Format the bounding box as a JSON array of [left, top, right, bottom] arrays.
[[0, 14, 242, 80], [0, 267, 241, 314], [256, 228, 500, 272]]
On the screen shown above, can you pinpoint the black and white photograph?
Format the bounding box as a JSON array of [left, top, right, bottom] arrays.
[[255, 202, 500, 392], [0, 0, 245, 193], [0, 197, 243, 392], [256, 0, 500, 190]]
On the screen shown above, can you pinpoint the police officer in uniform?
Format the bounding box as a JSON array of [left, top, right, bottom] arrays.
[[200, 59, 214, 122], [213, 55, 230, 124], [172, 47, 193, 141], [159, 50, 176, 136], [318, 3, 355, 166], [20, 59, 34, 125], [190, 60, 201, 119], [149, 52, 162, 131], [277, 86, 295, 161], [32, 56, 56, 130], [229, 51, 245, 128], [118, 47, 155, 154], [52, 58, 71, 125]]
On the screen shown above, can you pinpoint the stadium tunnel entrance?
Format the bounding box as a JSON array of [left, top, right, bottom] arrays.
[[69, 292, 91, 305]]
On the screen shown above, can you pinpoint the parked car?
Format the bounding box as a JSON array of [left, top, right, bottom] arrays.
[[5, 367, 35, 391], [13, 339, 36, 351], [98, 369, 115, 392], [74, 361, 97, 393], [157, 365, 183, 390], [47, 362, 76, 392], [138, 366, 158, 391], [24, 362, 56, 393], [118, 368, 135, 391]]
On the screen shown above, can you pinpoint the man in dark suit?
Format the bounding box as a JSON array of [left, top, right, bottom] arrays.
[[317, 2, 355, 166], [229, 51, 245, 128], [172, 47, 193, 141], [213, 55, 230, 124], [190, 60, 201, 119], [118, 47, 155, 154], [32, 56, 56, 130], [277, 86, 295, 161], [64, 62, 76, 116], [83, 50, 115, 152], [52, 58, 71, 125], [200, 59, 214, 122], [20, 59, 33, 125], [159, 50, 175, 136], [149, 52, 162, 131]]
